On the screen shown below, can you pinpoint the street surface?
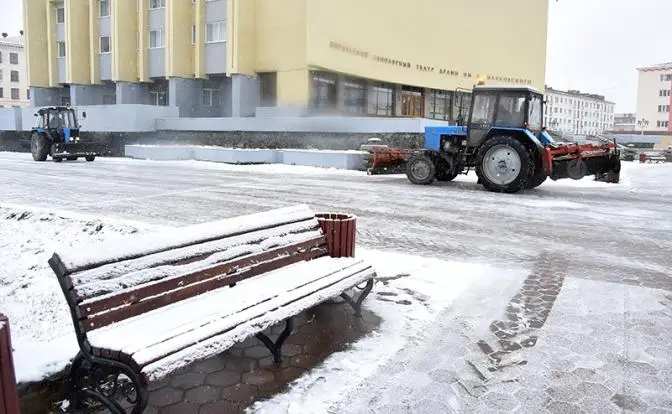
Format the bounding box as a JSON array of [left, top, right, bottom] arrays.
[[1, 152, 671, 413]]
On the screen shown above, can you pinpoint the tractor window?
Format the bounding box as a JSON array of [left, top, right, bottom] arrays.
[[528, 94, 543, 130], [470, 93, 496, 125], [495, 95, 526, 127]]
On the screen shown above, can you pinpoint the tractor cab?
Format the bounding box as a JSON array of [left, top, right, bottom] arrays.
[[34, 106, 81, 144], [465, 85, 548, 147]]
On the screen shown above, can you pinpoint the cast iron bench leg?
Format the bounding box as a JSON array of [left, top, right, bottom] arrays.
[[340, 279, 375, 317], [255, 317, 294, 363], [69, 351, 149, 414]]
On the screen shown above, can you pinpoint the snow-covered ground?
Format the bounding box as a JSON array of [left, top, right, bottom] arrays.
[[0, 202, 489, 386], [0, 152, 670, 412]]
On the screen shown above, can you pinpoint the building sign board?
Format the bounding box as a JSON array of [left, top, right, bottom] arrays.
[[329, 41, 532, 85]]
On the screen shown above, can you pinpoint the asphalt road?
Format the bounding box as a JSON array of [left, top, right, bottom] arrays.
[[1, 152, 671, 413]]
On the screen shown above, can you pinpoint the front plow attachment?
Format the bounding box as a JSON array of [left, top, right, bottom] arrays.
[[365, 147, 415, 175]]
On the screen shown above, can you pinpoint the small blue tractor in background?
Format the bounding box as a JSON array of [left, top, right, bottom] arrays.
[[30, 106, 106, 162], [368, 84, 621, 193]]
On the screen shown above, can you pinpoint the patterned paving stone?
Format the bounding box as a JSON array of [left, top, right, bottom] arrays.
[[205, 370, 241, 388], [171, 372, 206, 390], [184, 385, 221, 405]]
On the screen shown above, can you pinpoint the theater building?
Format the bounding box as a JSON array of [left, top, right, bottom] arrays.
[[24, 0, 549, 119]]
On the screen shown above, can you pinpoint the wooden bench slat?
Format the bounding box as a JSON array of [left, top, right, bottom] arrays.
[[78, 236, 327, 318], [131, 260, 374, 368], [67, 217, 321, 289], [53, 204, 316, 276], [139, 264, 375, 381], [72, 225, 324, 301], [81, 245, 328, 332], [88, 257, 369, 357]]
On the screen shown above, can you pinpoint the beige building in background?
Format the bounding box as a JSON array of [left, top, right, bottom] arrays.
[[0, 33, 30, 108], [635, 62, 672, 132], [23, 0, 549, 118]]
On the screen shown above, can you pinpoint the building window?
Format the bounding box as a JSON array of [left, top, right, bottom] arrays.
[[100, 36, 111, 53], [57, 41, 66, 57], [149, 29, 164, 48], [259, 72, 277, 107], [0, 71, 3, 83], [343, 78, 366, 114], [661, 74, 672, 82], [453, 92, 471, 123], [658, 105, 670, 113], [103, 94, 116, 104], [660, 89, 671, 97], [428, 90, 451, 121], [9, 52, 18, 65], [191, 25, 196, 44], [202, 88, 220, 107], [10, 70, 19, 82], [399, 88, 423, 118], [150, 91, 167, 106], [100, 0, 110, 16], [310, 72, 337, 110], [11, 88, 19, 100], [0, 88, 3, 98], [56, 6, 65, 23], [149, 0, 165, 9], [27, 89, 30, 99], [0, 52, 2, 63], [205, 21, 226, 43], [368, 83, 394, 116]]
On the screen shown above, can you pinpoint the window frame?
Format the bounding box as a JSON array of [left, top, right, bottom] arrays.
[[205, 21, 226, 43], [100, 36, 111, 54]]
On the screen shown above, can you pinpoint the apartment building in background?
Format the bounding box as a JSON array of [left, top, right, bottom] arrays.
[[635, 62, 672, 131], [0, 32, 30, 108], [23, 0, 550, 119], [543, 87, 615, 135], [612, 113, 636, 132]]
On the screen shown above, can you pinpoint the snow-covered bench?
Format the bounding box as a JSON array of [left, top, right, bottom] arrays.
[[48, 205, 376, 414]]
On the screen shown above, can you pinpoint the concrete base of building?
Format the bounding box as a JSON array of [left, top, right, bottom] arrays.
[[124, 144, 367, 170]]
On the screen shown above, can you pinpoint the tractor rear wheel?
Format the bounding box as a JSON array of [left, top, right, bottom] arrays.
[[30, 133, 50, 162], [476, 136, 531, 193], [406, 154, 436, 185]]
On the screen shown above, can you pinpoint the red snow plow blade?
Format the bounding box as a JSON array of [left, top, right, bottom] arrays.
[[365, 147, 416, 175]]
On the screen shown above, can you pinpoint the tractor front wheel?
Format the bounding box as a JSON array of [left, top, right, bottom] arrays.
[[406, 154, 436, 185], [30, 133, 50, 162], [476, 136, 531, 193]]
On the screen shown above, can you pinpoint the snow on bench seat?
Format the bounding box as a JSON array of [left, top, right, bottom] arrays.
[[87, 257, 375, 381]]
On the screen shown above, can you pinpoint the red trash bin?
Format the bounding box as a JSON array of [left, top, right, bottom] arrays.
[[639, 152, 647, 163], [315, 213, 357, 258]]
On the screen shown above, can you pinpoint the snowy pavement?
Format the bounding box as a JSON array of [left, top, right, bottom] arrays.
[[1, 152, 671, 413]]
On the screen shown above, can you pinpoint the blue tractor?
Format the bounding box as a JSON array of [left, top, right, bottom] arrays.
[[370, 84, 621, 193], [30, 106, 106, 162]]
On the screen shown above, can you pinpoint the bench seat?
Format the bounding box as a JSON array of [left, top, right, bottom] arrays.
[[87, 256, 374, 381]]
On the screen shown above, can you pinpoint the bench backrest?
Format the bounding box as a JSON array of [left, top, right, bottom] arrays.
[[49, 205, 328, 338]]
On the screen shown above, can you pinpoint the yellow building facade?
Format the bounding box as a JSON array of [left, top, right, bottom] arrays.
[[24, 0, 549, 119]]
